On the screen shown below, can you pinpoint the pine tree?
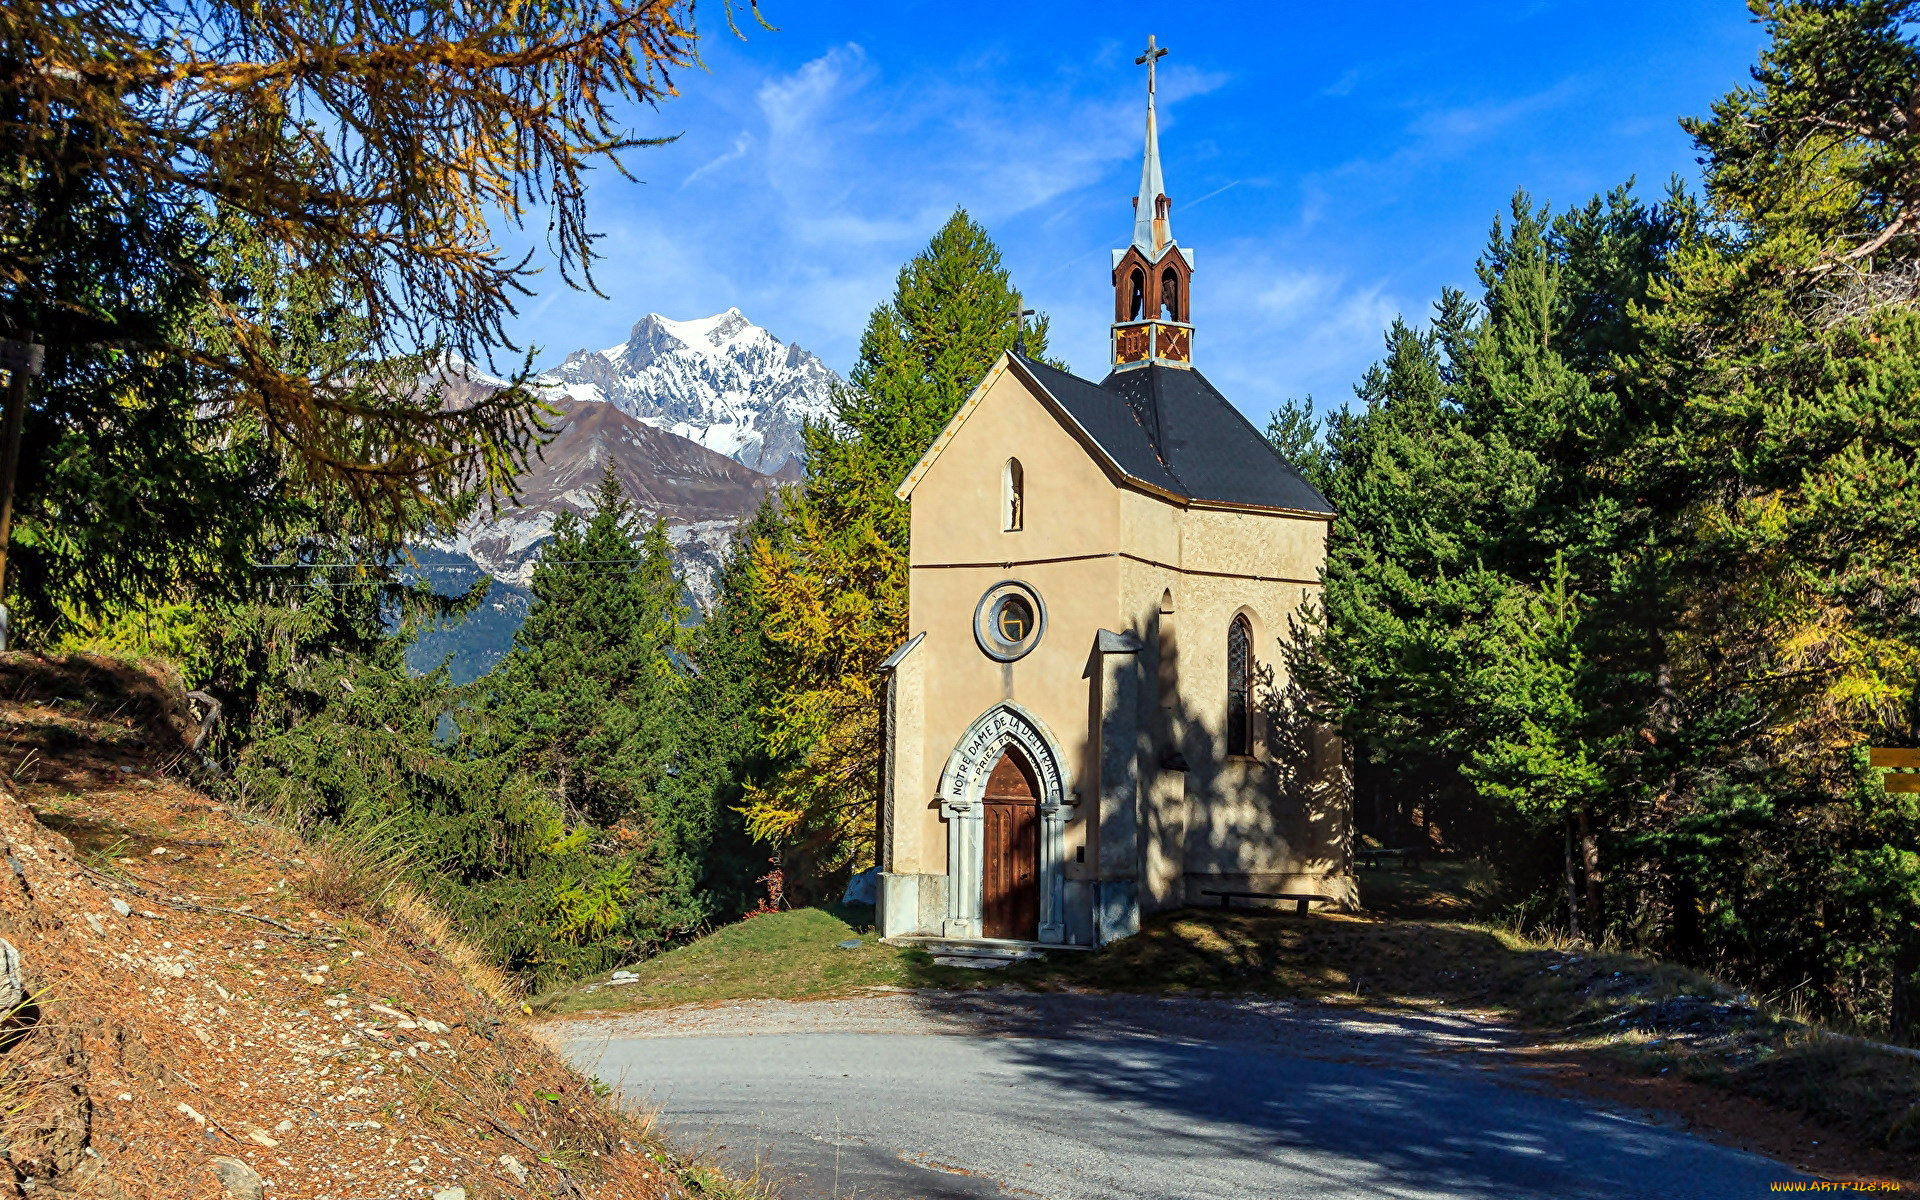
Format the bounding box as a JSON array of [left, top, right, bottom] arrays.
[[232, 469, 703, 984], [1297, 3, 1920, 1036], [1620, 0, 1920, 1029], [661, 499, 793, 918], [807, 210, 1054, 544], [1295, 189, 1688, 935], [477, 467, 689, 829], [744, 210, 1049, 892], [442, 468, 702, 977], [1262, 396, 1330, 494]]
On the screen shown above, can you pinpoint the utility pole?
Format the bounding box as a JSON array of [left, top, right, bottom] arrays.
[[0, 334, 44, 651]]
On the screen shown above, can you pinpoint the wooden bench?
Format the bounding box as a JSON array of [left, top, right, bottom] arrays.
[[1200, 890, 1335, 916], [1355, 847, 1426, 871]]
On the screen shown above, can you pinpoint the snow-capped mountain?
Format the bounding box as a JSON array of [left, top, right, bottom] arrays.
[[410, 311, 837, 677], [534, 308, 839, 475]]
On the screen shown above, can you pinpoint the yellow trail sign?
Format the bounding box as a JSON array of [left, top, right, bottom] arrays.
[[1869, 747, 1920, 791]]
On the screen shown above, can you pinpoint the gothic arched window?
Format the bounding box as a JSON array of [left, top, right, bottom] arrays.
[[1227, 614, 1253, 757], [1003, 458, 1024, 531], [1157, 589, 1177, 713], [1160, 267, 1181, 321], [1128, 268, 1146, 320]]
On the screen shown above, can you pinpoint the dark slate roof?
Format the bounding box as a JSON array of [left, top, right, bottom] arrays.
[[1014, 356, 1335, 516]]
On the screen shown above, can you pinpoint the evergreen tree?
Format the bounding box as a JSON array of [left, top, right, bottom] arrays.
[[661, 499, 793, 918], [1299, 2, 1920, 1035], [1295, 188, 1689, 935], [807, 210, 1054, 544], [745, 210, 1050, 892], [1620, 0, 1920, 1028], [10, 192, 401, 643], [1262, 396, 1330, 494], [475, 467, 689, 830], [228, 471, 706, 985]]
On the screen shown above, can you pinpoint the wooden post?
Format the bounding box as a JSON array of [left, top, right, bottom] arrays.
[[0, 336, 43, 649]]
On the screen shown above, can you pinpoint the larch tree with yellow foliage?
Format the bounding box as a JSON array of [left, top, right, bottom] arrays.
[[2, 0, 729, 534], [743, 211, 1051, 894]]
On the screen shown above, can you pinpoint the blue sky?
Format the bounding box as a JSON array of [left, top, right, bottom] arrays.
[[503, 2, 1764, 422]]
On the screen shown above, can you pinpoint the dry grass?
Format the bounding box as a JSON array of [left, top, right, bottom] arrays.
[[296, 818, 416, 917], [385, 881, 525, 1012], [293, 820, 524, 1009]]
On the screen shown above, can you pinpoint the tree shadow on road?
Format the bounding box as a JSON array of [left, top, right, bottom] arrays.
[[891, 918, 1810, 1199]]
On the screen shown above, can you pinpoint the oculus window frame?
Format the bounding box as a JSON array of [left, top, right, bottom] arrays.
[[974, 579, 1047, 662]]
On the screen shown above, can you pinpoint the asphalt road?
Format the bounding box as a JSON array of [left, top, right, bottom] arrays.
[[546, 992, 1812, 1200]]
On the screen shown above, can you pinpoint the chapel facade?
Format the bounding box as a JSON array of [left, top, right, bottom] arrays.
[[875, 38, 1353, 947]]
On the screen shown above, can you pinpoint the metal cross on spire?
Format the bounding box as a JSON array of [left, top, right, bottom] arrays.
[[1135, 33, 1169, 95], [1131, 35, 1171, 254]]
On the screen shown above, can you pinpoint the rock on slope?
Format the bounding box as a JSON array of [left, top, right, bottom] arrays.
[[535, 309, 838, 476], [0, 654, 750, 1200]]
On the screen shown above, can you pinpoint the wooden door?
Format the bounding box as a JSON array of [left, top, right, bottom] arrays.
[[982, 748, 1040, 940]]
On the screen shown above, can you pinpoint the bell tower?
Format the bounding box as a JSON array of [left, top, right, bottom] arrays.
[[1111, 34, 1195, 371]]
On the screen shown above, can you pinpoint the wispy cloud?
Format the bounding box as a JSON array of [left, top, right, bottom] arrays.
[[1408, 76, 1586, 144], [635, 41, 1232, 355], [500, 2, 1754, 420], [682, 131, 754, 187], [1198, 253, 1405, 408]]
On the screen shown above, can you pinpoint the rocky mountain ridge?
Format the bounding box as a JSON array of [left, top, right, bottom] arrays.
[[438, 396, 785, 594]]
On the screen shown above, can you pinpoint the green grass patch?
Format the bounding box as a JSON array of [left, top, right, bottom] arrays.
[[533, 905, 983, 1014]]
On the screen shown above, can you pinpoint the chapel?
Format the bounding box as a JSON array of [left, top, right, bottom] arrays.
[[875, 38, 1353, 948]]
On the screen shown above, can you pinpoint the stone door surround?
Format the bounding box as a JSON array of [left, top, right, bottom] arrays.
[[937, 702, 1075, 943]]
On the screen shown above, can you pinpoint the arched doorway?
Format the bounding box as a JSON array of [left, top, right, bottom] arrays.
[[981, 748, 1040, 939], [936, 702, 1075, 943]]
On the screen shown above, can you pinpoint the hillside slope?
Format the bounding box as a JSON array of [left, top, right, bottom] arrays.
[[0, 654, 755, 1200]]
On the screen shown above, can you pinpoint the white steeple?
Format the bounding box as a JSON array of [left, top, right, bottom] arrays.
[[1109, 34, 1195, 368], [1132, 34, 1171, 257]]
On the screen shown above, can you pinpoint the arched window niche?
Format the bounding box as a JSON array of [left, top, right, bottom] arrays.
[[1127, 268, 1146, 321], [1226, 613, 1254, 758], [1160, 267, 1181, 322], [1003, 458, 1024, 532]]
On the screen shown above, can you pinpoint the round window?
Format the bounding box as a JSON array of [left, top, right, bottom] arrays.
[[995, 596, 1034, 642], [974, 581, 1046, 662]]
